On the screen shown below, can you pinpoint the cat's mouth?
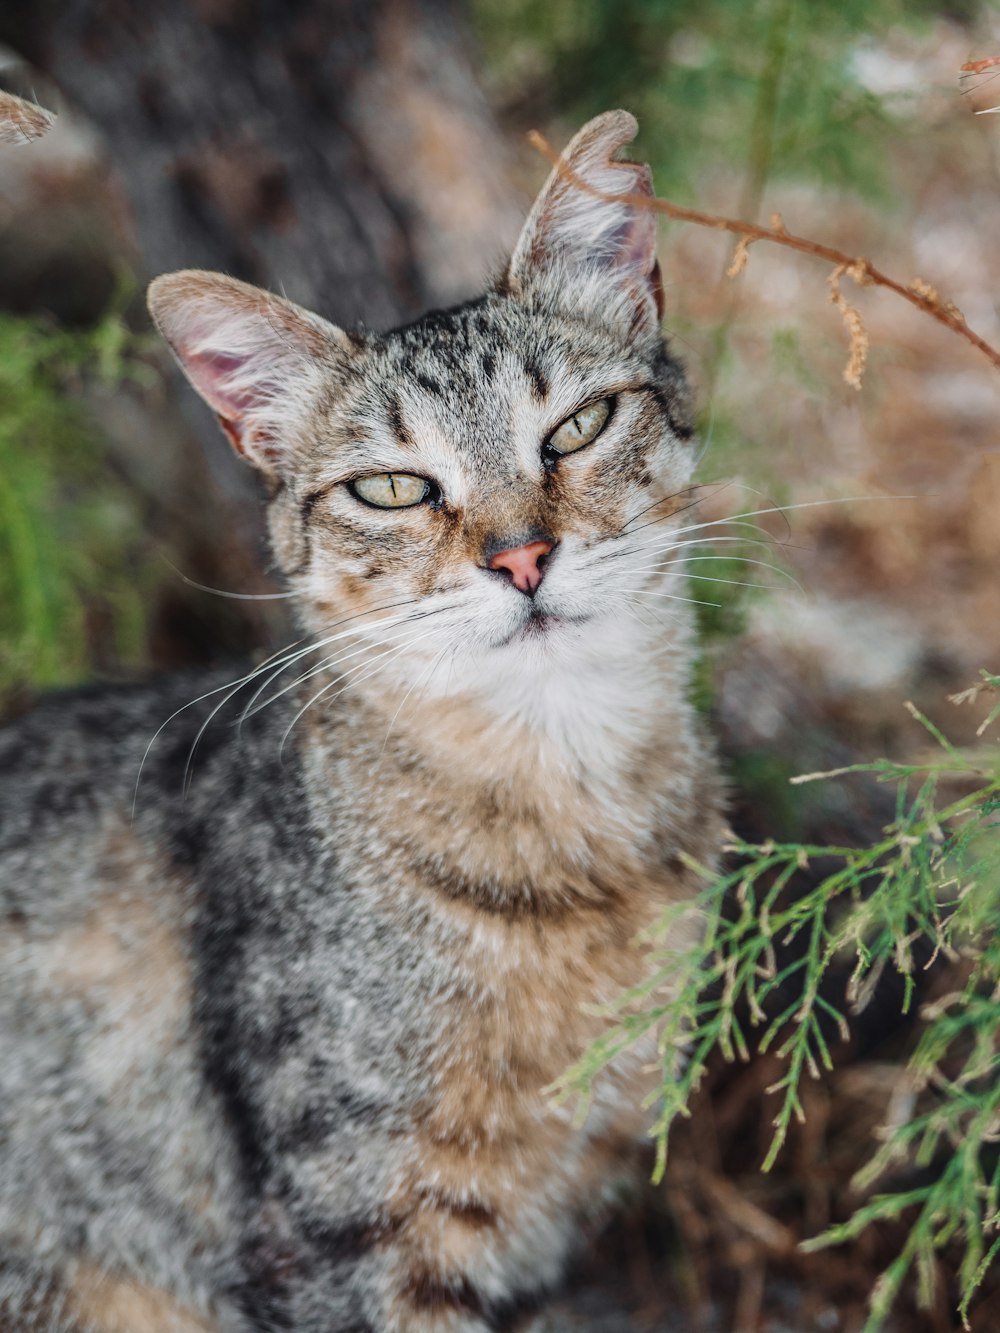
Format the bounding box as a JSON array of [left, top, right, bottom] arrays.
[[494, 607, 589, 647], [522, 609, 564, 636]]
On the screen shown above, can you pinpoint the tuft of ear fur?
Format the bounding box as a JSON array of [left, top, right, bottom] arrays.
[[507, 109, 663, 337], [147, 271, 350, 472], [0, 90, 55, 144]]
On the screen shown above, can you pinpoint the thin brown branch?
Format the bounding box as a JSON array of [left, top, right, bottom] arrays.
[[528, 129, 1000, 381]]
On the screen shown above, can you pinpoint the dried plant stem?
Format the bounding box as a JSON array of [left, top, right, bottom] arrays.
[[528, 129, 1000, 382], [828, 262, 870, 390]]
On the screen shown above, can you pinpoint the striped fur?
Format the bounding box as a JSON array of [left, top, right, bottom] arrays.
[[0, 112, 722, 1330]]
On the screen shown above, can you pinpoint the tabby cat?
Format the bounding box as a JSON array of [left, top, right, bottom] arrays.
[[0, 110, 723, 1332]]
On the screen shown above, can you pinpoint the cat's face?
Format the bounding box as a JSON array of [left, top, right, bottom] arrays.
[[148, 111, 695, 698], [275, 294, 692, 663]]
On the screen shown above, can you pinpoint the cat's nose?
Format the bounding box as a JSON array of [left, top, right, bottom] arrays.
[[487, 539, 555, 597]]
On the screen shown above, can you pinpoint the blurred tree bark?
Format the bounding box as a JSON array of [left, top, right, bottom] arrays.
[[0, 0, 521, 326], [0, 0, 523, 662]]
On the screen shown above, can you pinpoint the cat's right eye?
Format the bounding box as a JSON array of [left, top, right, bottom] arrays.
[[349, 473, 430, 509], [543, 397, 614, 463]]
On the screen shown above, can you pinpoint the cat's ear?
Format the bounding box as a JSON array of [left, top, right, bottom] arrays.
[[506, 109, 663, 336], [147, 271, 350, 472]]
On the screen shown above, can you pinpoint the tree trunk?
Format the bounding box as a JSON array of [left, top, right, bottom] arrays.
[[0, 0, 522, 326]]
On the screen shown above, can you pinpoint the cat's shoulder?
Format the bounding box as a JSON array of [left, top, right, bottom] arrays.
[[0, 669, 251, 843]]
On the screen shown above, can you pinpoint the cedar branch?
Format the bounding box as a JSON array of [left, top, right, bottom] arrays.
[[528, 129, 1000, 378]]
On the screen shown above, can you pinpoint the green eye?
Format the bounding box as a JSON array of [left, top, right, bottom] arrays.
[[546, 397, 613, 457], [349, 473, 430, 509]]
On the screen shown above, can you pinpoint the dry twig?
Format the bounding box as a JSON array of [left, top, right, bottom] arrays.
[[827, 262, 870, 390], [528, 129, 1000, 387], [725, 234, 755, 279]]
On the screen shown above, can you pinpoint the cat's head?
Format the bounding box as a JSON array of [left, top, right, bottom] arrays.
[[148, 111, 696, 703]]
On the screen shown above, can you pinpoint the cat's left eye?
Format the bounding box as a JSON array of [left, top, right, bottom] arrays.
[[349, 473, 430, 509], [545, 397, 613, 458]]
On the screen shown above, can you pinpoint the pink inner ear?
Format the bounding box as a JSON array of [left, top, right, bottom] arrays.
[[607, 210, 657, 275], [189, 350, 260, 423], [185, 349, 282, 463]]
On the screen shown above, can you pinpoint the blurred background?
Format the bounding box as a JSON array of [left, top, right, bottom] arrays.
[[1, 1, 1000, 1328]]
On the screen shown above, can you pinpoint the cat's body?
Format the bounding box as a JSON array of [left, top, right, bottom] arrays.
[[0, 113, 723, 1331]]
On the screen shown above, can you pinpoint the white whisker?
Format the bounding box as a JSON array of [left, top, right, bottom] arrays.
[[659, 493, 921, 545], [648, 571, 778, 590], [621, 600, 672, 635], [181, 637, 345, 795], [239, 612, 427, 722], [161, 558, 296, 600], [619, 588, 722, 608], [379, 643, 450, 757], [246, 624, 428, 721], [132, 636, 313, 816], [279, 626, 444, 757], [235, 595, 434, 724], [597, 535, 789, 574], [626, 534, 791, 557], [185, 606, 437, 787], [244, 604, 456, 723], [657, 518, 781, 544], [138, 597, 434, 805], [623, 553, 803, 589]]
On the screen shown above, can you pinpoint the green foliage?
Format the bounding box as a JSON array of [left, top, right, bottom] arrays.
[[555, 677, 1000, 1329], [472, 0, 939, 204], [0, 296, 154, 696], [472, 0, 957, 511]]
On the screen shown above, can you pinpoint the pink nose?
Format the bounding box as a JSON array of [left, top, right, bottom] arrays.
[[488, 539, 554, 596]]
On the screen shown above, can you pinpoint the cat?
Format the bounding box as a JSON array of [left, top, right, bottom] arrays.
[[0, 110, 723, 1332]]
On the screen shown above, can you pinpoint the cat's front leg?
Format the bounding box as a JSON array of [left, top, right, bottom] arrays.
[[252, 1195, 540, 1333]]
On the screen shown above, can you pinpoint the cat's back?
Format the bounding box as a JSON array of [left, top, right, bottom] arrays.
[[2, 672, 224, 850], [0, 663, 313, 1035], [0, 665, 301, 870], [0, 673, 262, 1330]]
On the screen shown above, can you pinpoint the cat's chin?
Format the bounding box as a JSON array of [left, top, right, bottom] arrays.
[[492, 607, 590, 649], [521, 611, 566, 637]]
